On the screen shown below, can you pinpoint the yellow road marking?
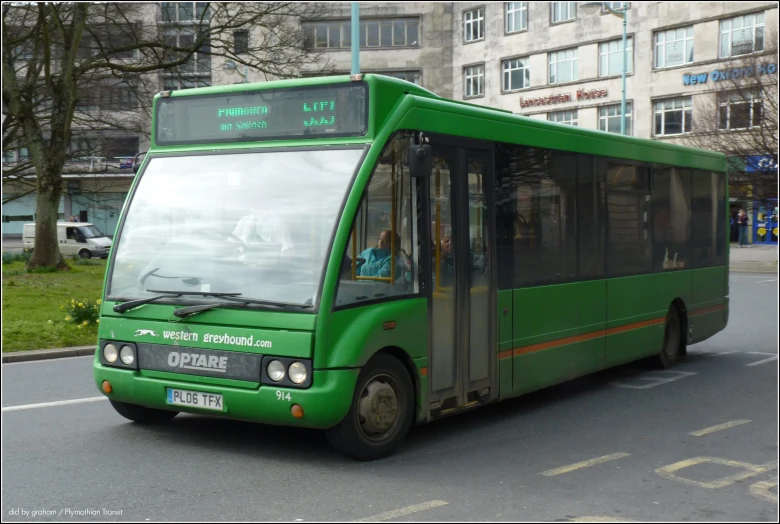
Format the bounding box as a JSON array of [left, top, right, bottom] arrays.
[[749, 479, 779, 503], [689, 419, 752, 436], [351, 501, 449, 522], [656, 457, 779, 489], [541, 453, 631, 477]]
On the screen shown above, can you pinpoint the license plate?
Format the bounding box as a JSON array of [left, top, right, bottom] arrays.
[[166, 388, 224, 411]]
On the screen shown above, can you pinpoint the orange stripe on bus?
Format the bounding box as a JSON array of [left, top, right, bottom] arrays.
[[689, 304, 725, 317], [420, 367, 428, 377], [604, 317, 666, 336], [512, 329, 607, 357], [497, 306, 724, 361], [500, 316, 667, 359]]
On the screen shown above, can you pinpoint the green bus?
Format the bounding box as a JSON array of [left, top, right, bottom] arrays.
[[94, 74, 728, 460]]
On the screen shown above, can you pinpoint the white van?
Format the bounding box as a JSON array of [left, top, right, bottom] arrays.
[[23, 222, 112, 259]]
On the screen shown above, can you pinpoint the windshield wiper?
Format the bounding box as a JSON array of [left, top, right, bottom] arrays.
[[173, 301, 248, 319], [216, 296, 315, 309], [113, 290, 242, 313], [173, 296, 314, 319]]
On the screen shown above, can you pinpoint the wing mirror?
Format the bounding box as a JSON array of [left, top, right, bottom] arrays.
[[408, 135, 432, 178]]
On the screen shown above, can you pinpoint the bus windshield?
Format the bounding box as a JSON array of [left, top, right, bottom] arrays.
[[107, 147, 364, 308]]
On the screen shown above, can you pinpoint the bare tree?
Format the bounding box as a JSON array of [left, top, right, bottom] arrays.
[[2, 2, 331, 270], [685, 33, 778, 208]]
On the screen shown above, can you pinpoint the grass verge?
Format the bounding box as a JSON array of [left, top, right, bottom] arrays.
[[2, 258, 106, 352]]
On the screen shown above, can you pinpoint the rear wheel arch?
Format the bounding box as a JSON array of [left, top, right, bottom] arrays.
[[671, 298, 689, 356]]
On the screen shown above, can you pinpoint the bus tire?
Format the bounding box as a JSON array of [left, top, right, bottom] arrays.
[[326, 353, 414, 461], [109, 400, 178, 424], [656, 306, 681, 369]]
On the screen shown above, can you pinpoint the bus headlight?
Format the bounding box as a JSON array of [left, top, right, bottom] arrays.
[[288, 362, 307, 385], [103, 343, 119, 363], [267, 360, 286, 382], [260, 356, 312, 389], [119, 345, 135, 365]]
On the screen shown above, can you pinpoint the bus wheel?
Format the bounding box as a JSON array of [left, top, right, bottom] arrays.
[[109, 400, 178, 424], [326, 354, 414, 461], [656, 306, 681, 369], [78, 249, 92, 259]]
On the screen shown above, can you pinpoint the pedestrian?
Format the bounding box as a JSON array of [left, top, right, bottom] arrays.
[[69, 215, 78, 222], [737, 209, 750, 248]]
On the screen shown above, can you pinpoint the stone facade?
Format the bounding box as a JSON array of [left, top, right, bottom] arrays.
[[451, 2, 778, 144]]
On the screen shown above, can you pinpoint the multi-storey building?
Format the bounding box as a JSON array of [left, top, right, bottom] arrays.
[[3, 2, 777, 243]]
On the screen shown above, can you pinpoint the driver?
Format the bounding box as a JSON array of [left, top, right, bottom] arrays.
[[230, 208, 295, 256]]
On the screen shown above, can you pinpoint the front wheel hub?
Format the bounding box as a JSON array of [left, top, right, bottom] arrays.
[[357, 377, 399, 439]]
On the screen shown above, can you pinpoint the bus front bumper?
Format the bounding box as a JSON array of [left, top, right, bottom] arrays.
[[93, 359, 358, 429]]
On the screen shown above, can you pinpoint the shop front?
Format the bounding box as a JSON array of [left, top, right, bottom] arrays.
[[753, 199, 778, 244]]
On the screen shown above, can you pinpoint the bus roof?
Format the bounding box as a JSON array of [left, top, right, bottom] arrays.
[[149, 73, 725, 170]]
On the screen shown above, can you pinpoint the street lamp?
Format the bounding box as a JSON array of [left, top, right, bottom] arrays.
[[351, 2, 360, 75], [582, 2, 629, 135]]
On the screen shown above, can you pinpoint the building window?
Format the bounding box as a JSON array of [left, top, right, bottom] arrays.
[[69, 137, 97, 159], [302, 18, 418, 49], [103, 137, 140, 160], [719, 91, 762, 130], [2, 147, 29, 163], [101, 84, 138, 111], [549, 48, 578, 84], [502, 57, 530, 91], [77, 26, 139, 60], [598, 103, 633, 135], [234, 30, 248, 55], [551, 2, 576, 23], [12, 41, 34, 61], [603, 2, 629, 12], [506, 2, 528, 33], [161, 2, 210, 23], [302, 70, 421, 85], [654, 96, 692, 136], [464, 64, 485, 98], [599, 37, 633, 77], [162, 28, 211, 89], [655, 26, 694, 68], [75, 87, 100, 112], [548, 109, 578, 126], [464, 8, 484, 42], [720, 12, 765, 58], [162, 76, 211, 90], [383, 70, 421, 85]]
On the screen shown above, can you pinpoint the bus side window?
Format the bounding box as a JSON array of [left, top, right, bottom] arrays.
[[335, 136, 419, 307]]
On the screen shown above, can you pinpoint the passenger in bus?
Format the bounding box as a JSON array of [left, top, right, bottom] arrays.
[[356, 230, 411, 286], [438, 235, 455, 287]]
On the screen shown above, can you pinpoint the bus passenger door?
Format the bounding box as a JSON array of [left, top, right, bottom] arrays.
[[427, 146, 495, 414]]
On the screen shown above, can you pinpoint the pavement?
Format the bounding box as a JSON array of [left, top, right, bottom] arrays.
[[729, 243, 779, 273], [1, 235, 23, 250]]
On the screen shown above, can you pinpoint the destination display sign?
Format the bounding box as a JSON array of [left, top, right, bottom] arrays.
[[155, 82, 368, 145]]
